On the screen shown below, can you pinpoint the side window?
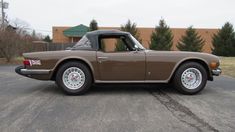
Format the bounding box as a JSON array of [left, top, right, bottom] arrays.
[[99, 36, 131, 52]]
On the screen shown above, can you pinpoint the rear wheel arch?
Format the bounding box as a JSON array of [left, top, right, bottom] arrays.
[[51, 58, 94, 82], [170, 59, 212, 82]]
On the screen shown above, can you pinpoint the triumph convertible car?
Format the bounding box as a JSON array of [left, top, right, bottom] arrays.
[[15, 30, 221, 95]]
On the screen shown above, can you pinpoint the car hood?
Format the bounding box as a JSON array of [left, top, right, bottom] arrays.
[[146, 50, 218, 58], [145, 50, 220, 65]]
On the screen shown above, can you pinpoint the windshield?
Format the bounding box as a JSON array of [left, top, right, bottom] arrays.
[[72, 36, 91, 49], [129, 35, 145, 50]]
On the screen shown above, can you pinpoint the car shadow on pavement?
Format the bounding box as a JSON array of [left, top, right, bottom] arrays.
[[40, 83, 214, 97], [88, 83, 179, 95], [39, 83, 181, 96], [41, 82, 211, 96]]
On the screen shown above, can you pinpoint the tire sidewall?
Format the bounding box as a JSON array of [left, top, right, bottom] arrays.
[[174, 62, 207, 94], [56, 62, 92, 95]]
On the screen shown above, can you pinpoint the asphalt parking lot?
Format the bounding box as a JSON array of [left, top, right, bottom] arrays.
[[0, 65, 235, 132]]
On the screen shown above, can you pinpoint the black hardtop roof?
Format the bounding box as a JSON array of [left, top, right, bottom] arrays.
[[86, 29, 130, 36]]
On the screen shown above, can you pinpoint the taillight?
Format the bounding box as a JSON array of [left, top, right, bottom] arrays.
[[23, 59, 41, 66], [23, 60, 31, 66]]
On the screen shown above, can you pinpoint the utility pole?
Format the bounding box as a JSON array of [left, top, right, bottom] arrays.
[[1, 0, 8, 29], [1, 0, 4, 27]]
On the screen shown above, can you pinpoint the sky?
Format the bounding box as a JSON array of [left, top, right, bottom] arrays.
[[4, 0, 235, 36]]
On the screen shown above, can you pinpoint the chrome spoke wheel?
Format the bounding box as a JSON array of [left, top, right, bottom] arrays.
[[181, 68, 202, 90], [62, 67, 85, 90]]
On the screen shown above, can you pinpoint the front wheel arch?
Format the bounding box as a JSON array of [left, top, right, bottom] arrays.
[[51, 58, 94, 82], [169, 59, 212, 83]]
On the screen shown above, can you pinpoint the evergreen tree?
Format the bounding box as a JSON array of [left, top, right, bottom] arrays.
[[43, 35, 52, 43], [89, 19, 106, 50], [89, 19, 98, 31], [177, 26, 205, 52], [115, 40, 127, 51], [115, 20, 141, 51], [149, 19, 173, 51], [212, 22, 235, 56], [120, 20, 142, 42], [31, 30, 36, 38]]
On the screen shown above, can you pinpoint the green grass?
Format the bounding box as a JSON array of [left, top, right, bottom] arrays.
[[220, 57, 235, 78], [15, 57, 24, 61]]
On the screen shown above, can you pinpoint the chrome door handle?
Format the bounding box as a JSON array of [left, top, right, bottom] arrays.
[[98, 56, 108, 63], [98, 57, 108, 59]]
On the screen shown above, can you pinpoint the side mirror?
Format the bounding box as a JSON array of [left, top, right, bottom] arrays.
[[134, 45, 139, 51]]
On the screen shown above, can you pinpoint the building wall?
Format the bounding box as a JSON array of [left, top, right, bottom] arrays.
[[52, 26, 218, 53], [52, 26, 70, 43]]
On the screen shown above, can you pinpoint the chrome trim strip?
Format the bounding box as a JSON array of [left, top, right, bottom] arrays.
[[212, 68, 222, 76], [95, 80, 168, 83], [20, 69, 50, 75]]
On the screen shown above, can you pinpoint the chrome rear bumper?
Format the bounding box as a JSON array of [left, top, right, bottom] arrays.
[[212, 68, 222, 76], [15, 66, 50, 75]]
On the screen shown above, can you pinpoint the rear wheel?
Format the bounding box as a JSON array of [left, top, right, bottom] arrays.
[[56, 61, 92, 95], [173, 62, 207, 95]]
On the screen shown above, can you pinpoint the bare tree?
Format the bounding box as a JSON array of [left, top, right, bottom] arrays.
[[0, 28, 23, 62], [11, 18, 30, 35], [0, 19, 38, 62]]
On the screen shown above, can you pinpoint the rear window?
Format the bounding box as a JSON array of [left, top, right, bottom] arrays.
[[72, 36, 91, 49]]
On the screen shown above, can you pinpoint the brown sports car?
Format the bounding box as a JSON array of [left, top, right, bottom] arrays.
[[15, 30, 221, 95]]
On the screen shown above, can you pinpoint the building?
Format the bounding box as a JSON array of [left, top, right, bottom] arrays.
[[52, 24, 218, 53]]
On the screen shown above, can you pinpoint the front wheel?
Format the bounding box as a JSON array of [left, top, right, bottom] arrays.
[[56, 62, 92, 95], [173, 62, 208, 95]]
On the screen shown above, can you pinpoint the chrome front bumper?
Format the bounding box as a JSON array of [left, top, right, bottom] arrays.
[[15, 66, 50, 75], [212, 68, 222, 76]]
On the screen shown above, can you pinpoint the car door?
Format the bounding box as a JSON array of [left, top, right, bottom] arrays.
[[96, 35, 145, 81]]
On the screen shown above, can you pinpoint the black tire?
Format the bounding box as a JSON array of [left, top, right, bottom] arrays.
[[56, 61, 92, 95], [173, 62, 208, 95]]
